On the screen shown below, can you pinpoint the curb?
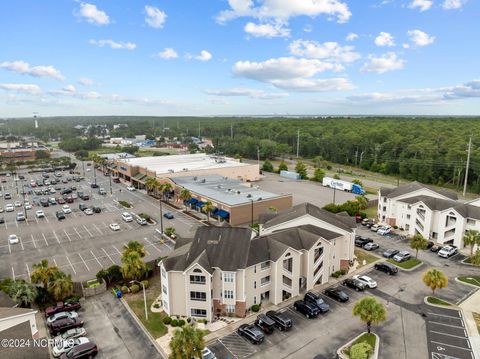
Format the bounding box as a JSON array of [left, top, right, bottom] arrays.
[[423, 296, 457, 309], [336, 332, 380, 359], [387, 260, 424, 272], [455, 277, 480, 289]]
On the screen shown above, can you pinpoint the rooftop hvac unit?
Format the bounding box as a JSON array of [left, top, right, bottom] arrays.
[[200, 179, 206, 183], [183, 168, 188, 171], [193, 176, 198, 181], [168, 169, 174, 173], [246, 194, 252, 198], [237, 191, 241, 194]]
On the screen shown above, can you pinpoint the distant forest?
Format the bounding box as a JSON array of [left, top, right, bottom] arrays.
[[2, 116, 480, 193]]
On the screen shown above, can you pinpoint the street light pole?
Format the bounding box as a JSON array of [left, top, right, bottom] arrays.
[[130, 280, 148, 320], [21, 180, 27, 220], [109, 173, 112, 195], [250, 199, 254, 227], [159, 197, 164, 235]]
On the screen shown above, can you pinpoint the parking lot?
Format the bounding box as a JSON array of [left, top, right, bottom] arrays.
[[0, 165, 202, 281]]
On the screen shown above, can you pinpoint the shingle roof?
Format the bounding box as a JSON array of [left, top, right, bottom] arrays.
[[0, 321, 49, 358], [0, 292, 15, 308], [380, 181, 457, 200], [0, 307, 35, 320], [397, 195, 480, 220]]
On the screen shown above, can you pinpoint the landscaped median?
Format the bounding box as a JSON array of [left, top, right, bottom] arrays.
[[354, 249, 381, 269], [118, 200, 133, 209], [425, 296, 453, 307], [387, 258, 422, 270], [457, 276, 480, 287], [337, 332, 379, 359]]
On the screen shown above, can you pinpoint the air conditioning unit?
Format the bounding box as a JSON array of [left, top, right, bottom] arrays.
[[200, 179, 206, 183]]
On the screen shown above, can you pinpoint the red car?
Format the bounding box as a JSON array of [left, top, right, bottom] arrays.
[[64, 196, 74, 203], [45, 301, 81, 318], [57, 197, 66, 204]]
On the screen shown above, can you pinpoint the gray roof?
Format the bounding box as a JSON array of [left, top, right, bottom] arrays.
[[173, 175, 282, 206], [261, 203, 355, 233], [398, 195, 480, 220], [379, 181, 457, 200], [0, 321, 49, 358], [0, 307, 35, 320], [0, 292, 15, 308]]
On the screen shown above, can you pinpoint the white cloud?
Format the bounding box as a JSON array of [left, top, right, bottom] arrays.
[[361, 52, 405, 74], [232, 57, 354, 92], [374, 32, 395, 47], [408, 0, 433, 11], [195, 50, 212, 61], [145, 5, 167, 29], [205, 87, 288, 99], [62, 84, 77, 93], [89, 39, 136, 50], [402, 43, 410, 49], [346, 32, 358, 41], [0, 60, 64, 81], [442, 0, 464, 9], [303, 24, 313, 33], [0, 83, 42, 95], [288, 40, 361, 63], [244, 22, 290, 38], [78, 77, 95, 86], [157, 48, 178, 59], [77, 2, 110, 25], [407, 29, 435, 46], [217, 0, 352, 24]]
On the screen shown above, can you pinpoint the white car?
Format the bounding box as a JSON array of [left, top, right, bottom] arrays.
[[5, 204, 14, 212], [353, 275, 377, 289], [53, 327, 87, 342], [109, 223, 120, 231], [84, 208, 93, 215], [8, 234, 19, 244], [126, 185, 135, 191], [121, 212, 133, 222], [14, 201, 22, 207], [62, 205, 71, 214], [46, 311, 79, 324], [438, 245, 458, 258], [52, 337, 89, 358], [71, 193, 78, 199], [86, 168, 91, 172], [202, 347, 217, 359], [377, 225, 392, 235], [24, 201, 32, 210], [370, 224, 380, 232], [36, 209, 45, 218]]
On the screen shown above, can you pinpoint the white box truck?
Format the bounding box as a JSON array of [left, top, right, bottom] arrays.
[[322, 177, 365, 195]]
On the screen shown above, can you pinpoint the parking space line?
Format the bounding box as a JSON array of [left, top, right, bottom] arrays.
[[78, 253, 90, 271], [102, 248, 116, 264], [11, 267, 15, 280], [112, 245, 122, 255], [430, 330, 468, 339], [83, 225, 94, 238], [42, 232, 48, 246], [53, 258, 58, 267], [92, 223, 103, 235], [102, 222, 109, 229], [65, 256, 77, 274], [19, 236, 25, 250], [15, 220, 18, 228], [34, 216, 39, 224], [430, 341, 472, 352], [430, 321, 465, 329], [90, 250, 103, 267], [31, 234, 37, 249], [25, 263, 31, 279], [64, 229, 72, 242], [45, 215, 49, 223], [144, 237, 163, 254], [428, 312, 460, 319], [8, 240, 11, 254]]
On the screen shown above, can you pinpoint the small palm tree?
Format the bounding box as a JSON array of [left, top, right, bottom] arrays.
[[48, 272, 74, 301], [203, 201, 215, 223], [169, 324, 205, 359], [123, 240, 146, 258], [352, 296, 386, 334], [470, 249, 480, 266], [410, 234, 429, 259], [9, 281, 38, 307], [31, 259, 59, 290], [121, 251, 147, 281], [179, 189, 192, 212], [144, 177, 159, 196], [423, 268, 448, 296], [463, 230, 480, 258], [162, 183, 173, 202]]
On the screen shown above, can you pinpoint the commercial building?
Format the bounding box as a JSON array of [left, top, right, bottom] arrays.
[[0, 146, 50, 162], [173, 175, 292, 225], [98, 152, 136, 161], [378, 181, 480, 248], [110, 153, 261, 186], [159, 203, 356, 321]]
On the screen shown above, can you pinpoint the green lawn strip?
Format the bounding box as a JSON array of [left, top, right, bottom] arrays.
[[426, 296, 453, 306], [458, 276, 480, 287], [345, 333, 377, 356], [355, 250, 381, 267], [124, 293, 168, 338], [387, 258, 421, 269], [472, 313, 480, 334], [363, 206, 377, 219]]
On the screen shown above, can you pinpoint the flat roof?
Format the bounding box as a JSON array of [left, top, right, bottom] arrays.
[[100, 152, 136, 160], [117, 153, 249, 175], [173, 175, 282, 206]]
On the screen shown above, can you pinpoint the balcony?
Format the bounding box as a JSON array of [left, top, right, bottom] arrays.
[[282, 275, 292, 289], [415, 219, 424, 231], [416, 209, 426, 222]]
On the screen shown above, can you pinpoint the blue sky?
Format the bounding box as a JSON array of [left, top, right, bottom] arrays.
[[0, 0, 478, 117]]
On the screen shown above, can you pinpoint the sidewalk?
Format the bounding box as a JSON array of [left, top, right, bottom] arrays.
[[458, 288, 480, 359]]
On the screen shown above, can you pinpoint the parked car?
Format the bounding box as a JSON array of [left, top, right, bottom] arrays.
[[353, 275, 377, 288], [370, 224, 380, 232], [49, 198, 57, 205], [201, 347, 217, 359], [342, 278, 367, 291], [47, 311, 79, 325], [84, 208, 93, 216], [57, 198, 66, 205], [430, 244, 443, 253], [254, 314, 275, 334], [363, 242, 379, 251], [16, 212, 26, 221], [135, 215, 147, 225], [56, 211, 66, 220], [237, 324, 265, 344], [90, 183, 99, 188], [59, 342, 97, 359], [79, 203, 88, 212], [361, 218, 370, 226], [355, 237, 373, 247], [377, 225, 392, 235], [382, 248, 399, 258], [0, 217, 4, 224], [98, 188, 106, 195], [53, 327, 87, 342], [163, 212, 174, 219], [303, 291, 330, 313], [126, 185, 135, 191], [5, 204, 14, 212], [121, 212, 133, 222], [8, 234, 19, 244], [4, 193, 12, 199], [63, 205, 72, 214], [14, 200, 22, 207], [24, 201, 32, 210], [52, 337, 90, 358], [374, 262, 398, 275], [393, 250, 412, 262], [92, 206, 101, 213], [113, 177, 120, 183], [36, 209, 45, 218], [293, 300, 320, 318], [438, 245, 458, 258], [324, 287, 349, 302], [265, 310, 293, 331], [45, 302, 82, 318], [426, 241, 435, 249], [109, 223, 120, 231]]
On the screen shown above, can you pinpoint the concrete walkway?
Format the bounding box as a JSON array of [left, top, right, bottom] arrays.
[[458, 287, 480, 359]]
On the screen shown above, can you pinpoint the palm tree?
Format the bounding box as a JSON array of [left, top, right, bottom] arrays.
[[145, 177, 160, 196], [423, 268, 448, 296], [48, 272, 74, 301], [352, 296, 387, 334], [179, 189, 192, 212], [169, 324, 205, 359], [9, 281, 38, 307], [31, 259, 59, 290], [162, 183, 173, 202], [123, 240, 146, 258], [463, 230, 480, 258], [470, 249, 480, 266], [120, 251, 147, 281], [410, 234, 429, 259], [203, 201, 215, 223]]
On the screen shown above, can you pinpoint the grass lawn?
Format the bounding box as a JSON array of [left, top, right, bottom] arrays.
[[346, 333, 377, 356], [388, 258, 422, 269], [426, 296, 453, 306], [355, 249, 380, 268], [363, 206, 378, 219], [458, 276, 480, 287], [473, 313, 480, 334]]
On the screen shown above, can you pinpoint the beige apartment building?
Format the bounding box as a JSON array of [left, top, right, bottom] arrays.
[[159, 203, 356, 321]]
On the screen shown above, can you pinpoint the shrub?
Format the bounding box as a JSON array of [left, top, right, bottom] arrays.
[[141, 280, 149, 289], [331, 269, 347, 278], [163, 316, 172, 325], [96, 269, 108, 283], [130, 284, 140, 294], [349, 342, 372, 359], [262, 160, 274, 172], [171, 319, 179, 327], [333, 174, 340, 179], [121, 286, 129, 293], [139, 213, 151, 221], [153, 303, 160, 309], [165, 227, 176, 238], [187, 317, 191, 323], [107, 265, 122, 284], [178, 319, 186, 327], [118, 200, 131, 208], [251, 304, 261, 312], [65, 295, 81, 304], [393, 225, 398, 229]]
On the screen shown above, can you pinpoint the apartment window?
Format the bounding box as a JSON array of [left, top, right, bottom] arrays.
[[406, 214, 411, 219], [282, 275, 292, 288], [260, 262, 270, 270], [223, 272, 234, 283], [190, 275, 206, 284], [161, 267, 166, 279], [383, 207, 386, 212], [467, 219, 476, 225], [162, 285, 168, 295], [314, 246, 324, 262], [261, 276, 270, 286], [254, 296, 257, 304], [432, 232, 438, 239], [383, 197, 387, 203], [254, 266, 256, 274], [254, 281, 256, 289], [224, 290, 234, 299], [283, 257, 293, 273], [191, 309, 207, 317], [190, 291, 207, 301], [226, 304, 235, 313]]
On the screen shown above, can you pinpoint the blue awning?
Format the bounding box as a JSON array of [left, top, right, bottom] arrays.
[[196, 201, 205, 207], [212, 208, 219, 215], [185, 198, 198, 205], [217, 209, 230, 219]]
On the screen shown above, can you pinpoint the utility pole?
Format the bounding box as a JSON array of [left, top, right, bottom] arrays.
[[296, 129, 300, 158], [463, 136, 472, 197], [198, 122, 201, 138], [230, 124, 233, 139]]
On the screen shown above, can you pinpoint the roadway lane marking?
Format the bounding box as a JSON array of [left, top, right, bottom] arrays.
[[102, 248, 115, 265], [19, 236, 24, 251], [430, 330, 469, 339], [83, 225, 93, 238], [25, 263, 31, 279], [65, 256, 77, 275], [90, 250, 103, 268], [53, 230, 60, 244], [428, 312, 460, 319], [31, 234, 37, 249], [430, 341, 472, 352], [92, 223, 103, 235], [64, 229, 72, 242], [42, 232, 48, 246], [78, 253, 90, 271], [73, 227, 82, 239]]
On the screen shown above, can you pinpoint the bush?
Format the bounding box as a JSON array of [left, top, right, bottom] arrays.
[[251, 304, 261, 312], [65, 295, 81, 304], [331, 269, 347, 278], [130, 284, 140, 294], [311, 168, 325, 182], [121, 285, 129, 293], [393, 225, 398, 229], [139, 213, 151, 221], [118, 200, 131, 208], [171, 319, 179, 327], [165, 227, 176, 238], [163, 316, 172, 325], [349, 342, 372, 359], [333, 174, 340, 179], [96, 269, 108, 283], [107, 265, 122, 283], [187, 317, 191, 323], [178, 319, 186, 327], [141, 280, 149, 289], [262, 160, 274, 172]]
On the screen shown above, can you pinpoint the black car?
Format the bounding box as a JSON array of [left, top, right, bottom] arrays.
[[60, 342, 98, 359], [40, 198, 49, 207], [342, 278, 367, 291], [382, 248, 399, 258], [237, 324, 265, 344], [90, 183, 99, 188], [79, 203, 88, 211], [254, 314, 275, 334], [92, 206, 101, 213], [56, 211, 66, 220], [265, 310, 292, 331], [324, 288, 349, 302], [163, 212, 174, 219], [49, 317, 84, 335], [304, 291, 330, 313], [355, 237, 373, 247], [293, 300, 320, 318], [0, 217, 4, 224], [374, 262, 398, 275], [61, 188, 72, 195]]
